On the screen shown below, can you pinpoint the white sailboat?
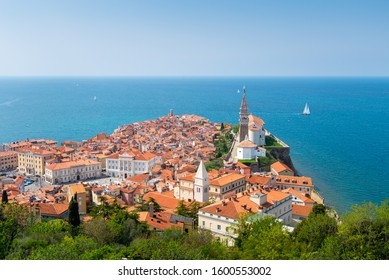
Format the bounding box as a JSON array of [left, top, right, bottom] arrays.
[[302, 103, 310, 115], [93, 96, 97, 101]]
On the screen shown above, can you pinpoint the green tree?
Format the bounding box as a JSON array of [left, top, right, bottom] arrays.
[[81, 217, 117, 245], [0, 203, 29, 259], [175, 200, 190, 217], [293, 208, 338, 253], [188, 201, 201, 225], [235, 216, 300, 259], [125, 228, 229, 260], [90, 197, 124, 219], [1, 190, 8, 204], [174, 201, 202, 226], [87, 200, 148, 246], [232, 124, 239, 134], [135, 197, 162, 212], [6, 219, 71, 260], [28, 235, 101, 260], [68, 194, 80, 228], [311, 204, 327, 216], [220, 122, 225, 131], [334, 201, 389, 259]]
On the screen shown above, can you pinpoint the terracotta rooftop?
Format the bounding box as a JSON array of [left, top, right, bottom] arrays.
[[200, 188, 290, 219], [0, 150, 18, 156], [210, 173, 246, 187], [38, 203, 69, 216], [237, 140, 257, 148], [276, 175, 313, 187], [282, 188, 315, 204], [143, 191, 189, 212], [271, 161, 293, 173], [126, 173, 149, 184], [46, 159, 100, 170], [68, 183, 86, 194], [246, 175, 272, 185], [292, 204, 313, 218]]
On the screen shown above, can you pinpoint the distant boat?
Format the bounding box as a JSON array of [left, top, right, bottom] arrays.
[[93, 96, 97, 101], [302, 103, 310, 115]]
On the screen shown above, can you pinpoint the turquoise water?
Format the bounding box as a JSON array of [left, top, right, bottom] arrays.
[[1, 77, 388, 213]]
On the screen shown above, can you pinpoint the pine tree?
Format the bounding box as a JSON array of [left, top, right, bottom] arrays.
[[68, 194, 80, 228], [1, 190, 8, 204]]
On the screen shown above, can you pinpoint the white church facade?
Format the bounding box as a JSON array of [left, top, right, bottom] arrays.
[[236, 140, 266, 160]]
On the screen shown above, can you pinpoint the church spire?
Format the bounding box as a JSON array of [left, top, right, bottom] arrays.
[[194, 160, 209, 202], [240, 86, 249, 115], [238, 86, 249, 142]]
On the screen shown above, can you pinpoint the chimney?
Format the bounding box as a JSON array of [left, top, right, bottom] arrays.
[[250, 192, 267, 206]]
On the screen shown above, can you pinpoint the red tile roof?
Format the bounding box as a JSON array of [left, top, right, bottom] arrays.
[[271, 161, 293, 173], [292, 204, 313, 218], [200, 188, 290, 219]]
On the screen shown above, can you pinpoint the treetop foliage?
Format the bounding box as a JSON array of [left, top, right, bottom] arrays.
[[0, 200, 388, 260]]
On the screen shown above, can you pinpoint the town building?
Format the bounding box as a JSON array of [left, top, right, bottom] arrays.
[[271, 161, 294, 176], [276, 175, 314, 196], [292, 204, 313, 222], [282, 188, 316, 206], [236, 140, 266, 160], [67, 183, 90, 214], [106, 150, 157, 179], [142, 190, 186, 213], [32, 203, 69, 219], [61, 140, 83, 149], [45, 159, 102, 184], [0, 150, 18, 171], [138, 210, 194, 233], [17, 148, 55, 176], [248, 115, 266, 147], [177, 162, 246, 203], [198, 187, 292, 245], [246, 173, 276, 189]]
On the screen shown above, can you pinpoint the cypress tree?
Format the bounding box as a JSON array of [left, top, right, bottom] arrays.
[[1, 190, 8, 204], [68, 194, 80, 227]]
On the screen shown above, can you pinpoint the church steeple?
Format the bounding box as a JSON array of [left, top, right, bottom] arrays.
[[194, 160, 209, 202], [240, 86, 249, 115], [239, 86, 249, 142]]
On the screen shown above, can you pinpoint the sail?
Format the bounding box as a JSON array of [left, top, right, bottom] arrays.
[[303, 103, 310, 115]]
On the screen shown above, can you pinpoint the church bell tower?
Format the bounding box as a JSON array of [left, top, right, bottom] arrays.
[[238, 86, 249, 142], [194, 160, 209, 202]]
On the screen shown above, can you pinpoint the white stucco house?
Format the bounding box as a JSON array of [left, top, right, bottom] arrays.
[[236, 140, 266, 160]]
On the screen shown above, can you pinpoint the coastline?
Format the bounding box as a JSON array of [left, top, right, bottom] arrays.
[[264, 130, 326, 206]]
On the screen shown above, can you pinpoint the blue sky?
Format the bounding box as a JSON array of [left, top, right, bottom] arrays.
[[0, 0, 388, 76]]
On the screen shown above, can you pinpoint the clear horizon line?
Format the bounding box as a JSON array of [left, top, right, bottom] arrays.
[[0, 74, 388, 78]]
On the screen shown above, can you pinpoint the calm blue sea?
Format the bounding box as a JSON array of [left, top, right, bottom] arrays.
[[0, 77, 388, 213]]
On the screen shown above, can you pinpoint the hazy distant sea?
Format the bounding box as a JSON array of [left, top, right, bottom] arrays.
[[1, 77, 388, 213]]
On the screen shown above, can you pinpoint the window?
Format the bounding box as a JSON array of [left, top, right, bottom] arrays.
[[217, 225, 221, 230], [202, 221, 205, 226]]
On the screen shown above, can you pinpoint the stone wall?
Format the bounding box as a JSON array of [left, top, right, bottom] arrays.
[[267, 146, 296, 173]]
